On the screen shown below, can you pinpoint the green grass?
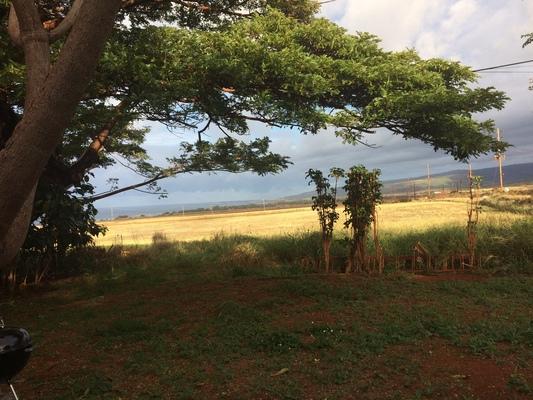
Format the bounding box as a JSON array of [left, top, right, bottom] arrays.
[[480, 192, 533, 216], [52, 216, 533, 282], [5, 272, 533, 399], [2, 217, 533, 399]]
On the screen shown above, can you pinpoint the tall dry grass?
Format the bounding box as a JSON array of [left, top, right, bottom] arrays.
[[95, 199, 523, 246]]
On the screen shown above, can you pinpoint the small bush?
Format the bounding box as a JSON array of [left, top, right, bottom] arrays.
[[221, 240, 262, 272], [152, 231, 172, 249]]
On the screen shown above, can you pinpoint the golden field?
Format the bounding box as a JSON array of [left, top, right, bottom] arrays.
[[95, 198, 523, 246]]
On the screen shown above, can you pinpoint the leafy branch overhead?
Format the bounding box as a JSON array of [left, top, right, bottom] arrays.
[[103, 12, 508, 161], [90, 137, 289, 201], [1, 1, 509, 198]]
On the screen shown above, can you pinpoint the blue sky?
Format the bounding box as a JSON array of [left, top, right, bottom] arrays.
[[93, 0, 533, 207]]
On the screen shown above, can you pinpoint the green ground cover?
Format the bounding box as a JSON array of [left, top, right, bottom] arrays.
[[2, 217, 532, 399]]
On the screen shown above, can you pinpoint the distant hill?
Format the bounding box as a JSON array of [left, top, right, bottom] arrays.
[[283, 162, 533, 201]]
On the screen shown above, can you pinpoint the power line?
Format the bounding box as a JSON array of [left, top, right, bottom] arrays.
[[473, 59, 533, 72], [478, 71, 533, 74], [490, 65, 533, 68]]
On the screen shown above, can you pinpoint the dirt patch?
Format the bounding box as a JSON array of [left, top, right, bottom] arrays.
[[417, 339, 532, 400]]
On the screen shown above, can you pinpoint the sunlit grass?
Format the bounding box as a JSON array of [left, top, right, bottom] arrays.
[[95, 198, 524, 246]]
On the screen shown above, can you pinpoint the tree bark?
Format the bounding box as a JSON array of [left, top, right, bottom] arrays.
[[0, 99, 19, 149], [322, 236, 331, 273], [0, 0, 122, 270], [0, 185, 36, 271]]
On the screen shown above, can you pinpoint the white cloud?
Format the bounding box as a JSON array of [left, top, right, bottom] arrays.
[[321, 0, 447, 51], [320, 0, 533, 64], [442, 0, 478, 31]]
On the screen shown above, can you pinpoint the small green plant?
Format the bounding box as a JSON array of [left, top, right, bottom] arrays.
[[222, 240, 262, 275], [306, 168, 344, 272], [13, 181, 106, 287], [343, 165, 382, 273], [508, 373, 532, 394]]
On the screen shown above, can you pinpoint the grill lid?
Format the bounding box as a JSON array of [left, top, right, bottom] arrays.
[[0, 328, 32, 354]]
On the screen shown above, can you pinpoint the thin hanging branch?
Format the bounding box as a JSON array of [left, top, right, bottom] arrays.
[[88, 171, 173, 201]]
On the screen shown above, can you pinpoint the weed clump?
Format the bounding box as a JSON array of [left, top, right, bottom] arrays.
[[152, 231, 172, 249]]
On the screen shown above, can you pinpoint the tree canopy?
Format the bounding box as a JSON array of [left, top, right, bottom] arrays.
[[1, 2, 508, 191], [0, 0, 509, 269]]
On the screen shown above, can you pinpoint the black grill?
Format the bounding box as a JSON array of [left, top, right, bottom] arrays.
[[0, 328, 32, 383], [0, 320, 32, 399]]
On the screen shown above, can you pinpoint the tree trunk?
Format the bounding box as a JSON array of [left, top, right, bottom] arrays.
[[0, 0, 122, 270], [346, 244, 354, 273], [322, 236, 331, 273], [356, 239, 366, 273], [0, 185, 36, 271]]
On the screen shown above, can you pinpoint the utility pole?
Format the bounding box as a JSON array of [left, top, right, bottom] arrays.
[[427, 164, 431, 199], [412, 180, 416, 199], [495, 128, 505, 190]]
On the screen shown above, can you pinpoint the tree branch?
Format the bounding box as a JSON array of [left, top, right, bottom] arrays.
[[69, 100, 129, 183], [49, 0, 84, 43], [10, 0, 51, 106], [40, 101, 130, 188], [88, 164, 262, 202], [89, 170, 176, 201], [7, 5, 22, 47], [133, 188, 167, 195], [242, 114, 283, 127]]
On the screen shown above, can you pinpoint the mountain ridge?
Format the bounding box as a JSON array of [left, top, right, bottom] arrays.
[[283, 162, 533, 200]]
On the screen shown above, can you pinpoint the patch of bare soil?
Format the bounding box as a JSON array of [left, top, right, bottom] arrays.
[[361, 339, 533, 400], [417, 339, 532, 400]]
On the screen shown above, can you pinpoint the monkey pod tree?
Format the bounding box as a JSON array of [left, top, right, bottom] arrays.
[[0, 0, 509, 271], [343, 166, 382, 273], [306, 167, 344, 272], [0, 0, 318, 270]]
